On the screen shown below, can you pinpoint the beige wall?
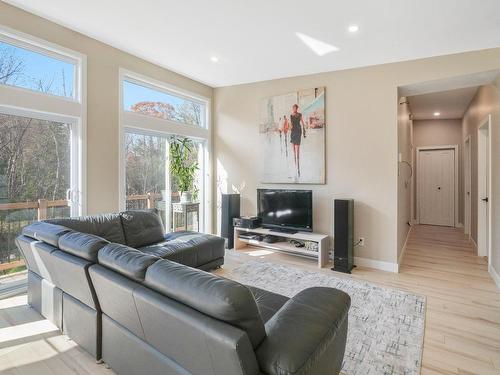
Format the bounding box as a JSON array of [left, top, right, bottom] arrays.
[[214, 48, 500, 267], [0, 2, 213, 215], [462, 82, 500, 275], [413, 119, 464, 224], [397, 98, 412, 262]]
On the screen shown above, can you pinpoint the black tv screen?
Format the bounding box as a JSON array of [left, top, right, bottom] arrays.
[[257, 189, 313, 232]]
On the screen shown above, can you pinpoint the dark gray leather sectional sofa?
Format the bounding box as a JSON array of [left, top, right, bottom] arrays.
[[16, 210, 351, 375]]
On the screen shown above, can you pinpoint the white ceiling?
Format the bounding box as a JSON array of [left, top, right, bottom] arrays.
[[6, 0, 500, 87], [408, 87, 479, 120]]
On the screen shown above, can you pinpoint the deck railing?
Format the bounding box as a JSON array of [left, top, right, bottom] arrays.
[[0, 192, 177, 275]]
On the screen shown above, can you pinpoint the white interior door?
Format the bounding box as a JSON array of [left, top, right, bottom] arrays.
[[419, 149, 455, 226]]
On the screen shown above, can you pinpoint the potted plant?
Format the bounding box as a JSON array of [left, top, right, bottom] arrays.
[[169, 137, 199, 203]]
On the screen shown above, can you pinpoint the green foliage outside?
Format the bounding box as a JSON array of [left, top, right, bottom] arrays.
[[169, 137, 199, 200]]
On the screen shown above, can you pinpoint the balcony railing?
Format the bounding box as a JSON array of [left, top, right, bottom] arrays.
[[0, 192, 178, 277]]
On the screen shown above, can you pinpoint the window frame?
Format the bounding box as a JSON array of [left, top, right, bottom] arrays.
[[119, 69, 212, 233], [0, 25, 83, 102], [122, 72, 208, 129], [0, 25, 87, 216]]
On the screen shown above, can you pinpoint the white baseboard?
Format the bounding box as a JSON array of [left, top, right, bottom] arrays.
[[489, 265, 500, 289], [456, 222, 464, 228], [398, 226, 413, 268], [354, 256, 399, 273]]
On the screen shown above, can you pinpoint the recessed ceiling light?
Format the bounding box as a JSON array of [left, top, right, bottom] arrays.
[[295, 32, 339, 56], [348, 24, 359, 33], [434, 112, 441, 116], [210, 56, 219, 63]]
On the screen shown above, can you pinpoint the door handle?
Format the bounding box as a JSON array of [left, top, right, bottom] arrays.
[[482, 197, 489, 203]]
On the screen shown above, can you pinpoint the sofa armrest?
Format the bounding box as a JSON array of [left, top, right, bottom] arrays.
[[256, 287, 350, 375]]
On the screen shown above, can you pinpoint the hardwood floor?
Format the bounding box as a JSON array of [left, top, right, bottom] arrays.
[[0, 224, 499, 374]]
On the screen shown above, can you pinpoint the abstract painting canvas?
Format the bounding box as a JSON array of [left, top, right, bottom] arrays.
[[259, 87, 325, 184]]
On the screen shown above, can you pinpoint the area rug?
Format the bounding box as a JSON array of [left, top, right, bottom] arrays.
[[224, 260, 425, 375]]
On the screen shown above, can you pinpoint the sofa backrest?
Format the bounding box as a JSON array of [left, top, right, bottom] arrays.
[[21, 221, 72, 247], [45, 209, 165, 249], [144, 260, 266, 348], [97, 243, 159, 282], [89, 253, 262, 375], [120, 209, 165, 248], [46, 213, 126, 244], [58, 232, 109, 262], [18, 222, 109, 310]]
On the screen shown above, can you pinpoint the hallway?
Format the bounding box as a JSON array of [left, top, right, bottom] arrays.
[[400, 225, 500, 374]]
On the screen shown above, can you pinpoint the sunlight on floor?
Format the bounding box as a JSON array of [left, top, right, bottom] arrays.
[[0, 294, 27, 310], [245, 249, 275, 257], [0, 336, 72, 371], [0, 320, 59, 344]]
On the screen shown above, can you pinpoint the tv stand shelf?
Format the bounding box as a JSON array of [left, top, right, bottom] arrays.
[[233, 227, 330, 268]]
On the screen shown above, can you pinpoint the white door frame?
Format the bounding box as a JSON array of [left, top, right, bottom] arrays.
[[464, 135, 472, 238], [416, 145, 459, 227], [477, 115, 492, 264]]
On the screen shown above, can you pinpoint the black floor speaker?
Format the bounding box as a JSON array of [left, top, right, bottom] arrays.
[[333, 199, 354, 273], [221, 194, 240, 249]]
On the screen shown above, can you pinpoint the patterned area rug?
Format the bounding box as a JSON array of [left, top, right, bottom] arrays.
[[224, 260, 425, 375]]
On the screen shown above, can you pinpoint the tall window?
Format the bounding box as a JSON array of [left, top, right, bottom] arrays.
[[0, 26, 86, 295], [120, 70, 210, 233]]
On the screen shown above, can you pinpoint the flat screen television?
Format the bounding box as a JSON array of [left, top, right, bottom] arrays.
[[257, 189, 313, 233]]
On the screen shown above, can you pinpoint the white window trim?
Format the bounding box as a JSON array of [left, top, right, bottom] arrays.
[[122, 69, 209, 130], [0, 24, 84, 103], [0, 25, 87, 216], [118, 68, 212, 233]]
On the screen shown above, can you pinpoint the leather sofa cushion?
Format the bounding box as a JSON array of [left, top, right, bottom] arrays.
[[120, 209, 165, 248], [139, 231, 225, 268], [144, 259, 266, 348], [59, 232, 109, 262], [247, 286, 289, 323], [98, 243, 159, 282], [46, 213, 126, 244], [22, 222, 72, 247]]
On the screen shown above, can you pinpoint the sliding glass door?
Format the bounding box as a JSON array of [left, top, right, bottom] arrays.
[[0, 113, 79, 289], [120, 69, 211, 234], [124, 129, 205, 232], [0, 28, 85, 296]]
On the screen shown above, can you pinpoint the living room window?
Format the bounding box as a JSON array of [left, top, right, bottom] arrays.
[[122, 77, 207, 128], [0, 26, 86, 295], [119, 70, 211, 233]]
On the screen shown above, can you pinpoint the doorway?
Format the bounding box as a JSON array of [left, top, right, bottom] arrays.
[[477, 115, 491, 263], [417, 146, 458, 227]]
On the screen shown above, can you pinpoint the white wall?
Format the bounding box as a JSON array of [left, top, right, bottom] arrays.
[[214, 48, 500, 270], [397, 97, 413, 264], [462, 81, 500, 285]]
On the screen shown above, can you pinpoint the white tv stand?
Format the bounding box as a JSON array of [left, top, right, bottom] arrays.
[[233, 227, 330, 268]]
